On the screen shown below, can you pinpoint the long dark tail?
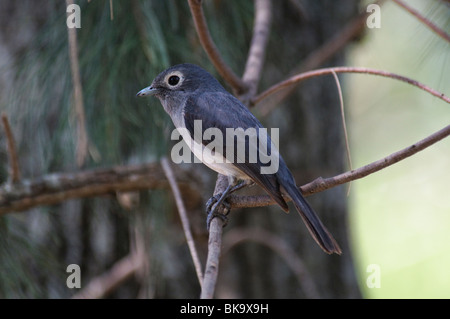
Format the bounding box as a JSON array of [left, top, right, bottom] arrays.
[[283, 182, 342, 255]]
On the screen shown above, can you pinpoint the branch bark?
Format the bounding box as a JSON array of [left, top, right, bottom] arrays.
[[227, 124, 450, 209], [200, 174, 228, 299], [0, 163, 197, 216]]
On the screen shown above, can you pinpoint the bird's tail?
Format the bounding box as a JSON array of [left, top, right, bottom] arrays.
[[283, 182, 342, 255]]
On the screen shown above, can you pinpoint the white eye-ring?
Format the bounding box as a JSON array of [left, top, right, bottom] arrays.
[[165, 71, 184, 88]]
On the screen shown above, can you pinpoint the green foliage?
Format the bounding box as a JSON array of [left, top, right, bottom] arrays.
[[0, 0, 254, 298]]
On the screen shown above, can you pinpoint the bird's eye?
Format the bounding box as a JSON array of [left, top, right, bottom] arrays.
[[168, 75, 180, 86]]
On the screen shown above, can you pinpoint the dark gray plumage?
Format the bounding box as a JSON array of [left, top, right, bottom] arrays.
[[137, 63, 341, 254]]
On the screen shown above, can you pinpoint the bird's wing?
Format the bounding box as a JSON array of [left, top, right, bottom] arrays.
[[183, 91, 288, 211]]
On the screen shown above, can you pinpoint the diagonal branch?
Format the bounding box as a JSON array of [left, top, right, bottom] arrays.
[[72, 252, 143, 299], [392, 0, 450, 43], [161, 157, 203, 286], [187, 0, 248, 94], [227, 124, 450, 209]]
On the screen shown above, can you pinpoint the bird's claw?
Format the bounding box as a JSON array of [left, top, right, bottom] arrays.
[[205, 193, 230, 230]]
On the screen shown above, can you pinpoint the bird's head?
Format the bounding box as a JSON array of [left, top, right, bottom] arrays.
[[136, 63, 224, 100]]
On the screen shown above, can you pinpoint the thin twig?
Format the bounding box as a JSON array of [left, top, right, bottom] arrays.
[[222, 228, 320, 298], [109, 0, 114, 21], [66, 0, 89, 167], [241, 0, 272, 103], [253, 66, 450, 106], [1, 113, 21, 184], [331, 71, 352, 195], [227, 124, 450, 208], [392, 0, 450, 43], [161, 157, 203, 286], [187, 0, 248, 94]]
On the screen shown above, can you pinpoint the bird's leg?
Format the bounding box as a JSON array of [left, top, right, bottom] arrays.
[[206, 178, 253, 229]]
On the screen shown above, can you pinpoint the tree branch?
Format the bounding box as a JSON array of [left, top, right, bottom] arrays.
[[0, 163, 198, 216], [392, 0, 450, 43], [227, 124, 450, 208], [1, 113, 21, 184], [161, 157, 203, 286], [252, 66, 450, 106], [200, 174, 228, 299], [187, 0, 248, 94], [241, 0, 272, 104]]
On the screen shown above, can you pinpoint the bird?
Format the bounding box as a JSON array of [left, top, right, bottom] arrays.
[[137, 63, 341, 254]]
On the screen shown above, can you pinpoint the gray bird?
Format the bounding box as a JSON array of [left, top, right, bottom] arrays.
[[137, 63, 341, 254]]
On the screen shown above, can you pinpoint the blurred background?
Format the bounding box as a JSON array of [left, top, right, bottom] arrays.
[[0, 0, 448, 298], [348, 0, 449, 298]]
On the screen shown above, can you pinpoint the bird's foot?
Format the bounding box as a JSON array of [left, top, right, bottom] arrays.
[[205, 193, 231, 230]]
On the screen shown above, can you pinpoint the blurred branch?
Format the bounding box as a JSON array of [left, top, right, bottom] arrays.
[[66, 0, 89, 167], [392, 0, 450, 43], [72, 252, 143, 299], [131, 0, 153, 64], [241, 0, 272, 104], [109, 0, 114, 20], [222, 228, 320, 298], [161, 157, 203, 286], [1, 113, 21, 184], [253, 66, 450, 106], [227, 124, 450, 209], [187, 0, 248, 94], [0, 163, 196, 215], [252, 3, 375, 112]]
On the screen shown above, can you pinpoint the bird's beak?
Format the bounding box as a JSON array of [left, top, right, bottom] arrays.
[[136, 86, 158, 97]]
